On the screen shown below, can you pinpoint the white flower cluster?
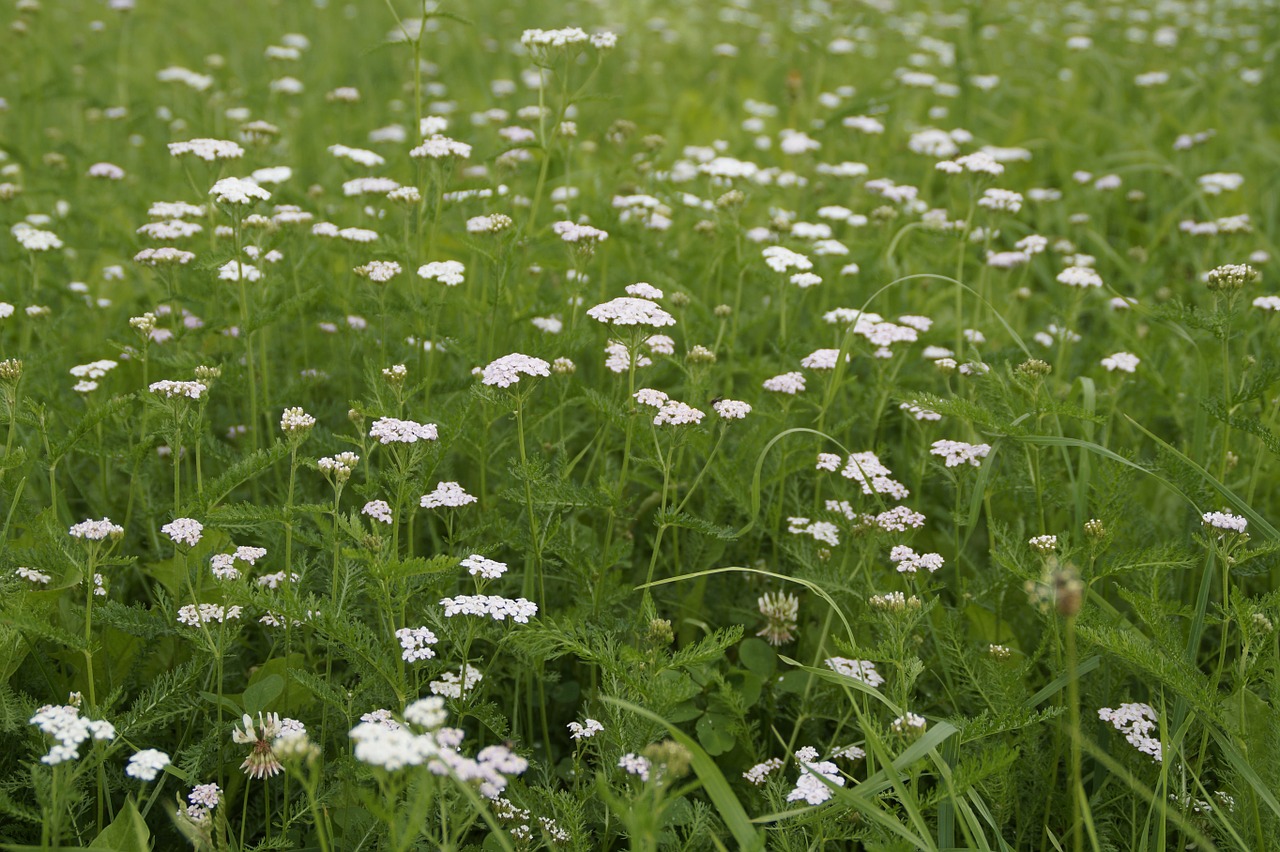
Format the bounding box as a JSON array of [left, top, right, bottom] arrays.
[[354, 260, 401, 282], [162, 518, 204, 547], [209, 177, 270, 205], [891, 713, 928, 735], [552, 220, 609, 243], [29, 702, 116, 764], [713, 399, 751, 420], [465, 213, 514, 234], [395, 626, 438, 662], [900, 402, 941, 421], [870, 505, 927, 532], [1101, 352, 1140, 373], [369, 417, 438, 444], [410, 135, 472, 159], [1056, 266, 1103, 288], [743, 757, 784, 785], [328, 144, 385, 167], [482, 353, 550, 388], [653, 400, 705, 426], [418, 260, 465, 285], [420, 481, 477, 508], [126, 748, 171, 781], [930, 439, 991, 468], [13, 226, 63, 252], [568, 718, 603, 740], [836, 451, 909, 500], [762, 245, 813, 273], [149, 380, 207, 400], [786, 746, 845, 805], [461, 554, 507, 579], [787, 516, 840, 547], [824, 657, 885, 687], [209, 546, 266, 581], [16, 566, 51, 584], [587, 297, 676, 328], [362, 500, 393, 524], [318, 452, 359, 478], [177, 603, 243, 626], [440, 594, 538, 623], [889, 544, 944, 574], [604, 341, 651, 374], [429, 664, 484, 698], [521, 27, 591, 48], [69, 517, 124, 540], [281, 406, 316, 433], [256, 570, 299, 589], [1098, 703, 1162, 762], [135, 247, 195, 266], [763, 371, 806, 394], [168, 138, 243, 161], [1202, 510, 1247, 533], [618, 753, 651, 781]]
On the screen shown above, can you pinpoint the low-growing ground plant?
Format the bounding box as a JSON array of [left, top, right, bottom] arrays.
[[0, 0, 1277, 849]]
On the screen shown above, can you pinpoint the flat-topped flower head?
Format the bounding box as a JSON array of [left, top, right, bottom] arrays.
[[653, 400, 705, 426], [889, 545, 944, 574], [420, 481, 477, 508], [1101, 352, 1140, 373], [1203, 510, 1247, 534], [762, 245, 813, 273], [328, 144, 385, 167], [369, 417, 437, 444], [568, 718, 604, 740], [930, 439, 991, 468], [395, 626, 438, 662], [150, 379, 207, 399], [825, 657, 885, 687], [482, 353, 550, 388], [280, 406, 315, 434], [552, 220, 609, 243], [625, 282, 663, 299], [162, 518, 204, 547], [466, 213, 513, 234], [209, 177, 270, 205], [169, 138, 243, 161], [362, 500, 393, 524], [461, 554, 508, 579], [440, 594, 538, 623], [354, 260, 401, 282], [712, 399, 751, 420], [126, 749, 170, 781], [29, 702, 116, 765], [418, 260, 465, 285], [69, 518, 124, 540], [587, 297, 675, 328], [13, 225, 62, 252], [135, 247, 195, 266], [1056, 266, 1102, 288], [763, 371, 806, 394], [410, 135, 472, 159]]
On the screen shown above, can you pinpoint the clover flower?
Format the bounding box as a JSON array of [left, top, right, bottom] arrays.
[[232, 713, 299, 779], [756, 591, 798, 646]]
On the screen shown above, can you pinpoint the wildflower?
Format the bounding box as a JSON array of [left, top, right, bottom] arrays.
[[176, 604, 242, 626], [162, 518, 204, 547], [1029, 534, 1058, 553], [482, 353, 551, 388], [404, 697, 448, 730], [209, 177, 270, 205], [189, 783, 221, 809], [362, 500, 393, 524], [568, 719, 603, 740], [418, 260, 465, 285], [900, 402, 941, 421], [1056, 266, 1103, 288], [168, 138, 243, 161], [788, 517, 840, 547], [369, 417, 438, 444], [13, 226, 62, 251], [280, 407, 315, 435], [786, 749, 844, 805], [891, 713, 928, 736], [328, 144, 384, 167], [466, 213, 514, 234], [763, 371, 806, 394], [869, 591, 921, 612], [761, 246, 812, 273], [29, 702, 116, 765], [461, 554, 507, 579], [395, 626, 438, 662], [888, 545, 944, 574], [69, 518, 124, 540], [233, 713, 295, 779], [988, 644, 1012, 659], [756, 591, 798, 645], [1101, 352, 1140, 373], [134, 247, 195, 266], [1202, 511, 1247, 534], [1205, 263, 1258, 292], [653, 400, 705, 426], [824, 657, 885, 687], [440, 594, 538, 623], [626, 282, 664, 299], [586, 297, 676, 328], [126, 749, 170, 781], [429, 664, 484, 698], [410, 135, 472, 159], [743, 758, 783, 785], [1098, 703, 1162, 762], [618, 753, 651, 781], [420, 481, 477, 509], [930, 439, 991, 468], [353, 260, 401, 282], [552, 221, 609, 244], [16, 566, 51, 584], [713, 399, 751, 420]]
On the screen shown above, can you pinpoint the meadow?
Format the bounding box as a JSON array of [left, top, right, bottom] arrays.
[[1, 0, 1278, 849]]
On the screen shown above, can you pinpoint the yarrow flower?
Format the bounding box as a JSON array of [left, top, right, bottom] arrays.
[[1101, 352, 1140, 373], [440, 595, 538, 623], [930, 439, 991, 468], [824, 657, 885, 687], [1202, 510, 1247, 534], [395, 626, 438, 662], [1098, 703, 1162, 762], [69, 518, 124, 540], [1056, 266, 1103, 288], [888, 545, 944, 574], [482, 353, 551, 388], [713, 399, 751, 420], [362, 500, 393, 524], [209, 177, 270, 205], [786, 747, 845, 805], [177, 604, 243, 626], [429, 664, 484, 699], [162, 518, 204, 547], [281, 406, 316, 434], [618, 753, 651, 781], [149, 380, 207, 400], [29, 701, 116, 765], [763, 371, 806, 394], [126, 749, 170, 781], [744, 758, 784, 785], [420, 481, 477, 508], [653, 400, 705, 426], [586, 297, 676, 328], [568, 719, 604, 740], [418, 260, 465, 286], [461, 554, 508, 579], [369, 417, 438, 444], [16, 566, 52, 584], [354, 260, 401, 283]]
